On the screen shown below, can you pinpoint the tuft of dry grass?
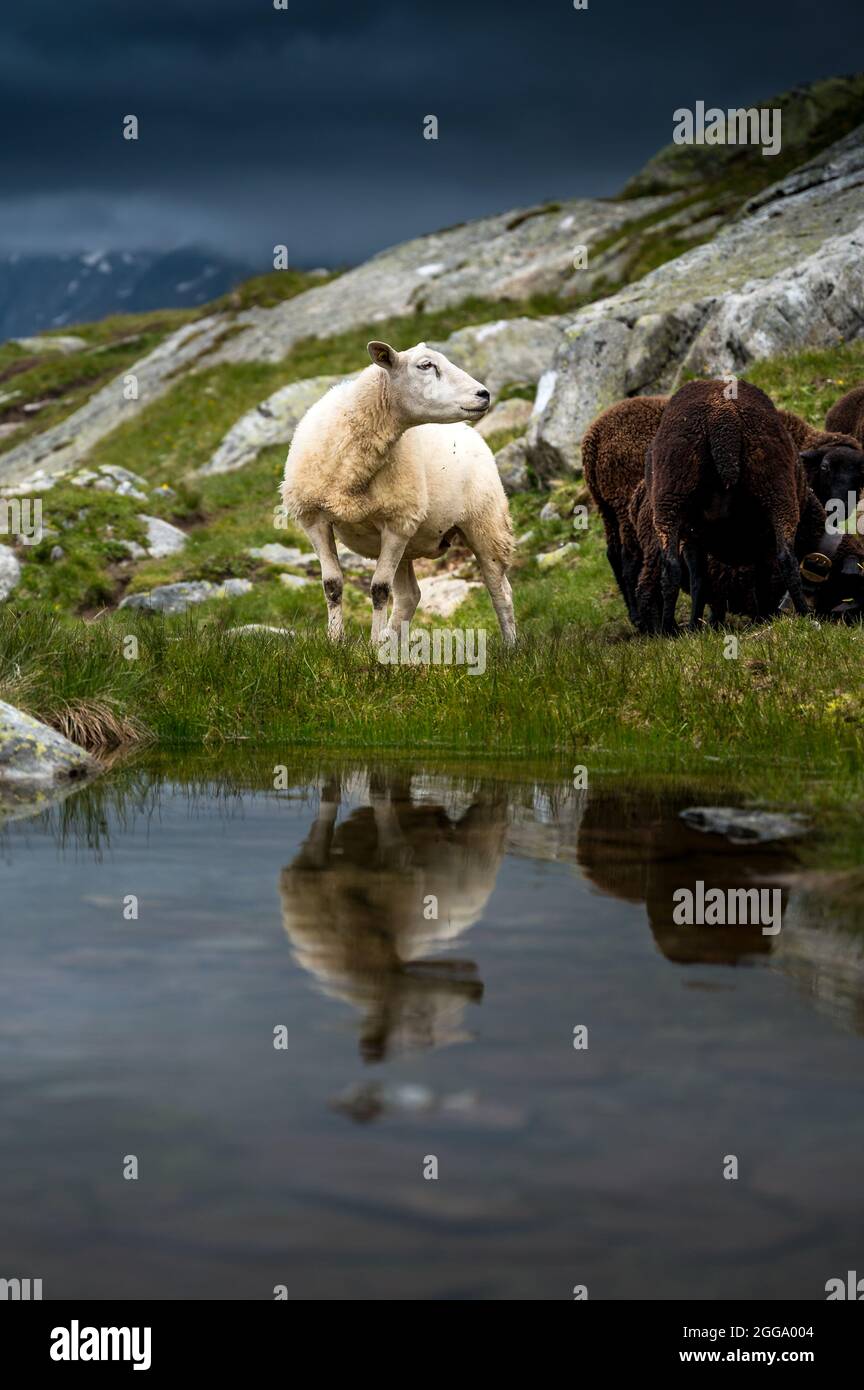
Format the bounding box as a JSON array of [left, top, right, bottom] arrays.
[[41, 699, 153, 753]]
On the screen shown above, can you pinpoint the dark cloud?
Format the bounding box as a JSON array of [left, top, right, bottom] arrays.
[[1, 0, 862, 265]]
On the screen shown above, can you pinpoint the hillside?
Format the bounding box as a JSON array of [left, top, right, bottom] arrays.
[[1, 74, 864, 771]]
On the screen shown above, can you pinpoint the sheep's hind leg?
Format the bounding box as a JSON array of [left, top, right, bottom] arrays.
[[682, 542, 708, 630], [471, 547, 517, 645], [620, 545, 644, 627], [390, 558, 421, 638], [370, 528, 409, 644], [303, 514, 345, 640], [659, 532, 682, 636]]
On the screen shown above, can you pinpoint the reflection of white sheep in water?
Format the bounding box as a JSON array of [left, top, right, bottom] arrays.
[[280, 341, 516, 644], [279, 771, 509, 1061]]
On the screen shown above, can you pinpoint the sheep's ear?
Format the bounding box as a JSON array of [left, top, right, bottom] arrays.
[[368, 341, 398, 370]]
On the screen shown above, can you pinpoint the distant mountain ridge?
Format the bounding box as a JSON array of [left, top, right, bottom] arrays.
[[0, 247, 253, 341]]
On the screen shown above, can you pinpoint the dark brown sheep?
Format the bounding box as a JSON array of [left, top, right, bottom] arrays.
[[777, 409, 864, 520], [825, 383, 864, 446], [792, 527, 864, 621], [800, 440, 864, 526], [631, 479, 851, 629], [647, 379, 811, 633], [582, 395, 667, 623], [778, 408, 818, 449]]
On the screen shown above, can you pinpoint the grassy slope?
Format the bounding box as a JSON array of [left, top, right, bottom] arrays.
[[0, 270, 331, 458], [1, 337, 863, 802]]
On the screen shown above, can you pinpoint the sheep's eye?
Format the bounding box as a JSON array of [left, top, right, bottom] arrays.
[[417, 361, 433, 371]]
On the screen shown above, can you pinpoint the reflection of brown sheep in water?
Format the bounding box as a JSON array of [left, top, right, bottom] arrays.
[[279, 772, 508, 1061], [575, 790, 798, 965]]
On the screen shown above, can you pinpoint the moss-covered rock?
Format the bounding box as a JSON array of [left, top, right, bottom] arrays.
[[0, 700, 95, 784]]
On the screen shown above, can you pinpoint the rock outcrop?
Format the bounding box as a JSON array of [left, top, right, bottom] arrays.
[[0, 544, 21, 600], [197, 374, 346, 477], [527, 124, 864, 477], [119, 578, 252, 613], [0, 194, 668, 491], [0, 701, 95, 784]]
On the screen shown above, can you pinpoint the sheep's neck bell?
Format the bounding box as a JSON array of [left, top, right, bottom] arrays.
[[800, 551, 832, 584]]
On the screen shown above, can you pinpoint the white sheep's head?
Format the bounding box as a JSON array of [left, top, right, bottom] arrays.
[[367, 340, 491, 425]]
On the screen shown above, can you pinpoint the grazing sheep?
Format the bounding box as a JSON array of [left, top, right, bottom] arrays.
[[799, 440, 864, 523], [632, 478, 837, 630], [581, 395, 667, 623], [777, 408, 864, 519], [792, 527, 864, 621], [777, 409, 824, 449], [825, 383, 864, 446], [647, 379, 811, 633], [281, 342, 516, 644]]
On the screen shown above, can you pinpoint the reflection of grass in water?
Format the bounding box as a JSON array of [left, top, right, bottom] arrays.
[[21, 747, 864, 889]]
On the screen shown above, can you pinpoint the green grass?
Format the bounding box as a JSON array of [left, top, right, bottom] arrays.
[[620, 73, 864, 200], [745, 340, 864, 423], [3, 603, 864, 805]]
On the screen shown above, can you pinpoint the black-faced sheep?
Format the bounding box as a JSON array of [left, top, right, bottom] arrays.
[[581, 395, 667, 623], [825, 383, 864, 446], [646, 379, 811, 633], [777, 409, 864, 522], [792, 527, 864, 622]]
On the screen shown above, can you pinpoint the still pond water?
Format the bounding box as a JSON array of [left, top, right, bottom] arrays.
[[1, 755, 863, 1300]]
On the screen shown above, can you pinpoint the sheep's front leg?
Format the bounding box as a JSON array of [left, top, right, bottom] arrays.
[[777, 544, 812, 617], [370, 529, 409, 644], [302, 514, 345, 640]]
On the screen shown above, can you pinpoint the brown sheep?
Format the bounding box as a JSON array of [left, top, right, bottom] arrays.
[[647, 379, 811, 633], [778, 408, 864, 520], [825, 383, 864, 446], [631, 479, 851, 629], [792, 527, 864, 622], [581, 395, 667, 623]]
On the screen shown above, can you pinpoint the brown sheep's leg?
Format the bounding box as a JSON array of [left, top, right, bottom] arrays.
[[708, 597, 728, 628], [659, 533, 682, 635], [777, 545, 812, 616], [620, 545, 644, 626], [682, 542, 708, 629], [753, 560, 785, 619], [604, 530, 640, 623]]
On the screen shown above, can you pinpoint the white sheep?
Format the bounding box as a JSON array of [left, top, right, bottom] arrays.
[[280, 341, 516, 644]]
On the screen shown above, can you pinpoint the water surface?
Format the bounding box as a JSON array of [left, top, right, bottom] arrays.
[[1, 756, 862, 1300]]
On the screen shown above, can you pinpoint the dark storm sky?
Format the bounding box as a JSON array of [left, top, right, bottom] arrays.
[[2, 0, 862, 267]]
